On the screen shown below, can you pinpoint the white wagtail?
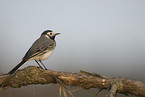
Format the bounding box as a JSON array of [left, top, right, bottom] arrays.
[[8, 30, 60, 74]]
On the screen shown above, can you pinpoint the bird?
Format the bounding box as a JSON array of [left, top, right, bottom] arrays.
[[8, 30, 60, 74]]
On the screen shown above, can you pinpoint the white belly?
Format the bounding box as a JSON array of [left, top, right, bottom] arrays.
[[34, 49, 55, 61]]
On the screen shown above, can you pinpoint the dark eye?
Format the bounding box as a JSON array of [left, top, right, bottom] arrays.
[[50, 33, 52, 35]]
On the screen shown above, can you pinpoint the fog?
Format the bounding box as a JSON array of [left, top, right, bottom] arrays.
[[0, 0, 145, 97]]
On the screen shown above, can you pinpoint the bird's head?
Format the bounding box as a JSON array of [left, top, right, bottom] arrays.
[[41, 30, 60, 40]]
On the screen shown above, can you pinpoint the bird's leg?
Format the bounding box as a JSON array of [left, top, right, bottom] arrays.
[[39, 60, 48, 70], [35, 60, 43, 69]]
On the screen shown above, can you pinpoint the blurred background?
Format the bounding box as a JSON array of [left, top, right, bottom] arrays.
[[0, 0, 145, 97]]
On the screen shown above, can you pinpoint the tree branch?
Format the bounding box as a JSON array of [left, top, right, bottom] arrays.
[[0, 66, 145, 97]]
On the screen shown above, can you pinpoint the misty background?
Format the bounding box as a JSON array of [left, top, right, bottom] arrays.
[[0, 0, 145, 97]]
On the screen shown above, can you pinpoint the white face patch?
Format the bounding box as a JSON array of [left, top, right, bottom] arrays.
[[45, 34, 50, 39], [45, 32, 55, 39]]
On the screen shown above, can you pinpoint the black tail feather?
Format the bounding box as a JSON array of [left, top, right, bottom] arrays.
[[8, 60, 27, 74]]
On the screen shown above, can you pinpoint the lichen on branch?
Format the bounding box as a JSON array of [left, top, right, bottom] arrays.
[[0, 66, 145, 97]]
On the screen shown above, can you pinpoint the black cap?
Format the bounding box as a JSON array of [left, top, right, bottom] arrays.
[[42, 30, 53, 35]]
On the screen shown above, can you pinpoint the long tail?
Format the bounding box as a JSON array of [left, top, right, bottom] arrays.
[[8, 60, 27, 74]]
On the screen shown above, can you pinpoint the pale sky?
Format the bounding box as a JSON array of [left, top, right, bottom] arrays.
[[0, 0, 145, 96]]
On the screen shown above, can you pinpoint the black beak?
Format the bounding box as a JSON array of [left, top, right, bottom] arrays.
[[55, 33, 61, 36]]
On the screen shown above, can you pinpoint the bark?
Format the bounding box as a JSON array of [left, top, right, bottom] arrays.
[[0, 66, 145, 97]]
